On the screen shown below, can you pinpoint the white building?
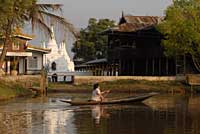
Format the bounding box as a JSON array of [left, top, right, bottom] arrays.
[[44, 26, 75, 82], [0, 28, 51, 75]]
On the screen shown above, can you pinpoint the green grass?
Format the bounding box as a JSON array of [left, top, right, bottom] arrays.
[[0, 79, 32, 100]]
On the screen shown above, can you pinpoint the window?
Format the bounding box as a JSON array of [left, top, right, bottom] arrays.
[[28, 57, 38, 69], [12, 42, 20, 50], [51, 62, 56, 71]]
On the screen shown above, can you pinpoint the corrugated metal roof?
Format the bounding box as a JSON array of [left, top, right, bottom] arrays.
[[116, 23, 155, 32], [114, 16, 163, 32], [124, 16, 161, 25]]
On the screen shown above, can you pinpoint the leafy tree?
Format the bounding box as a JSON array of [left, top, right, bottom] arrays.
[[157, 0, 200, 58], [0, 0, 33, 70], [0, 0, 76, 73], [72, 18, 115, 63]]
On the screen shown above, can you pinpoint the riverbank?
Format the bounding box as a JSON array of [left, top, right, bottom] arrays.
[[0, 75, 195, 101], [48, 79, 191, 94], [0, 76, 40, 101]]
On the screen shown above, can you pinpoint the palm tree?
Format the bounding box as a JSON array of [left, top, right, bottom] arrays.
[[28, 2, 77, 37], [0, 0, 77, 74]]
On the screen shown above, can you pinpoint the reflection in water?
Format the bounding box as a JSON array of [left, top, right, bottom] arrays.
[[0, 97, 77, 134], [44, 109, 76, 134], [91, 105, 110, 125], [73, 95, 200, 134], [144, 95, 200, 134], [91, 105, 101, 124], [1, 94, 200, 134], [0, 111, 32, 134]]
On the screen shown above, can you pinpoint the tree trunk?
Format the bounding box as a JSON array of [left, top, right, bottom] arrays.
[[0, 38, 10, 67], [0, 21, 12, 73]]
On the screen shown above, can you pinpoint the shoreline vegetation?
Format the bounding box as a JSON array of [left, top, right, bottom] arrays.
[[0, 76, 39, 101], [48, 79, 192, 94], [0, 79, 32, 101], [0, 75, 197, 101]]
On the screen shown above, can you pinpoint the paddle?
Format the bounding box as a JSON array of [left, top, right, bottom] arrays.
[[101, 90, 110, 101]]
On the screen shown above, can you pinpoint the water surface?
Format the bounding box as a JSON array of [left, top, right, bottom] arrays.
[[0, 93, 200, 134]]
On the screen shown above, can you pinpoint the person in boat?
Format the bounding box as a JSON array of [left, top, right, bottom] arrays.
[[91, 83, 110, 102]]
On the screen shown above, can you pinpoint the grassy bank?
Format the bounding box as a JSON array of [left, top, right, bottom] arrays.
[[0, 80, 32, 101], [0, 76, 39, 101], [48, 79, 191, 93]]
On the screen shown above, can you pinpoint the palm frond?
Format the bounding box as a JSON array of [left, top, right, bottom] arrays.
[[38, 4, 63, 12], [28, 2, 78, 40], [34, 17, 52, 38], [39, 10, 78, 37]]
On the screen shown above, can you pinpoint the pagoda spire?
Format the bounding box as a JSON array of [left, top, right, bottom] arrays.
[[122, 11, 124, 18], [50, 24, 55, 39]]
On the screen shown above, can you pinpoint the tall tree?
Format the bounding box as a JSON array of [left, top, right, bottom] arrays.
[[0, 0, 33, 73], [0, 0, 76, 74], [72, 18, 115, 63], [157, 0, 200, 71]]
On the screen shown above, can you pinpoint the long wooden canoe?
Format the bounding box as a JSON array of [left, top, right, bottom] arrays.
[[60, 92, 158, 106]]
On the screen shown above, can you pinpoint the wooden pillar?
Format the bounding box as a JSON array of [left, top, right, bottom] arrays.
[[113, 65, 115, 76], [113, 64, 116, 76], [96, 66, 98, 76], [102, 65, 104, 76], [97, 65, 99, 76], [110, 65, 112, 76], [119, 60, 122, 76], [107, 65, 109, 76], [145, 58, 148, 76], [132, 60, 135, 76], [108, 65, 110, 76], [92, 66, 95, 76], [159, 58, 161, 76], [122, 60, 125, 76], [100, 65, 102, 76], [102, 66, 104, 76], [109, 65, 112, 76], [128, 60, 130, 75], [166, 58, 169, 75], [152, 58, 155, 75]]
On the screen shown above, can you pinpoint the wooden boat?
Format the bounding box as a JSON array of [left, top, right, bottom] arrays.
[[60, 92, 158, 106]]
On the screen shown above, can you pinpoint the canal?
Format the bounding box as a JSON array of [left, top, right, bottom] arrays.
[[0, 93, 200, 134]]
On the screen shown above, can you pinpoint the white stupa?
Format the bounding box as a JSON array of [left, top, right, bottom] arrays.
[[44, 25, 75, 82]]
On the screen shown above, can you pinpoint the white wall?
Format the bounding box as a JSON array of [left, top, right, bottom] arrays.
[[27, 52, 43, 74], [18, 58, 24, 74]]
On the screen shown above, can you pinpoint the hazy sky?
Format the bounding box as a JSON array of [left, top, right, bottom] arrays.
[[30, 0, 172, 49], [43, 0, 172, 28]]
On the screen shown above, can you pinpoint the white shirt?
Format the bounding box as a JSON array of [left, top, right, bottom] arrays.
[[91, 87, 101, 101]]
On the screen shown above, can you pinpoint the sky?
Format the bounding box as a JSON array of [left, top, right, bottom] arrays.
[[29, 0, 172, 55], [43, 0, 172, 28]]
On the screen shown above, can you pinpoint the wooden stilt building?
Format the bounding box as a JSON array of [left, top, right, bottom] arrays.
[[76, 14, 199, 76], [101, 14, 199, 76]]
